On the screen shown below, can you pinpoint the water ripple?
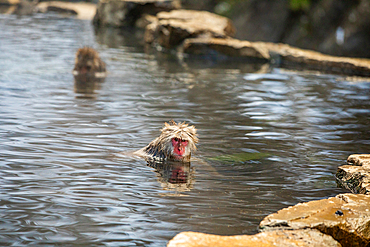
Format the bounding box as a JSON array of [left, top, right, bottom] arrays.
[[0, 13, 369, 247]]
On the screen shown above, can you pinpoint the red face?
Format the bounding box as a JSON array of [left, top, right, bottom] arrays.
[[79, 66, 89, 74], [171, 137, 189, 159]]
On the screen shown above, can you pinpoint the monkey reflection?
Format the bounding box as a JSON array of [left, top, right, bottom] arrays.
[[73, 74, 105, 98], [134, 120, 198, 162], [147, 160, 195, 192], [73, 47, 106, 76]]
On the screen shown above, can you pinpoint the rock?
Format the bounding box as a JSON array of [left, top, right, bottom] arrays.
[[167, 229, 341, 247], [13, 0, 37, 15], [37, 2, 97, 20], [181, 37, 370, 77], [0, 6, 16, 14], [336, 154, 370, 194], [0, 0, 20, 5], [182, 37, 270, 60], [144, 10, 235, 48], [188, 0, 370, 58], [347, 154, 370, 167], [135, 13, 157, 29], [0, 0, 37, 15], [93, 0, 180, 27], [259, 193, 370, 247], [1, 0, 95, 17]]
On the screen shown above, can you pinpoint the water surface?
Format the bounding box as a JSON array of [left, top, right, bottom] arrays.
[[1, 13, 369, 246]]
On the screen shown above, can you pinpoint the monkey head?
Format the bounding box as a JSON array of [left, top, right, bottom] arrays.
[[135, 120, 198, 162], [73, 47, 106, 75]]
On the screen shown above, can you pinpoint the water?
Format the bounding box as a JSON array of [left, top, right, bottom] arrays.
[[1, 12, 369, 246]]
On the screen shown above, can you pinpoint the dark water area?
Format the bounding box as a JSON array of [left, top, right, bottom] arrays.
[[1, 13, 369, 246]]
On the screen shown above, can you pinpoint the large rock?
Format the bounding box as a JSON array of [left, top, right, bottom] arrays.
[[167, 229, 341, 247], [0, 0, 37, 15], [336, 154, 370, 194], [37, 2, 97, 20], [93, 0, 180, 27], [144, 10, 235, 48], [182, 38, 270, 60], [181, 37, 370, 77], [259, 193, 370, 247], [0, 0, 20, 5]]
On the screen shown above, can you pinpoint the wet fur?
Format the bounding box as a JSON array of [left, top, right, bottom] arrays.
[[134, 120, 198, 162], [73, 47, 106, 75]]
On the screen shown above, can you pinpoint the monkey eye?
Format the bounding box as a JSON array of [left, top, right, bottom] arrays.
[[173, 138, 179, 142]]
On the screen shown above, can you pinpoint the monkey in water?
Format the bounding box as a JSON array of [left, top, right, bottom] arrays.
[[134, 120, 198, 162], [72, 47, 106, 77]]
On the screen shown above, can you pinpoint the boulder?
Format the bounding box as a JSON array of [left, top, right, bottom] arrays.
[[259, 193, 370, 247], [347, 154, 370, 167], [144, 10, 235, 48], [0, 0, 19, 5], [167, 229, 341, 247], [93, 0, 180, 27], [336, 154, 370, 194], [0, 0, 37, 15], [182, 37, 270, 60], [13, 0, 37, 15], [181, 37, 370, 77], [37, 2, 97, 20]]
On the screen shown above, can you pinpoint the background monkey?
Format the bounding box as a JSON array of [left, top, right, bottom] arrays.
[[73, 47, 106, 76]]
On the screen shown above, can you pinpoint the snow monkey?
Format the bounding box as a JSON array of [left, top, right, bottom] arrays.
[[134, 120, 198, 162], [73, 47, 106, 76]]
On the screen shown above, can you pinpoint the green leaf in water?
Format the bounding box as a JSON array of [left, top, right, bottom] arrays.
[[208, 152, 270, 163]]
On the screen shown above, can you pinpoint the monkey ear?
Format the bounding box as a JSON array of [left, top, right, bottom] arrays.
[[168, 120, 177, 126]]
